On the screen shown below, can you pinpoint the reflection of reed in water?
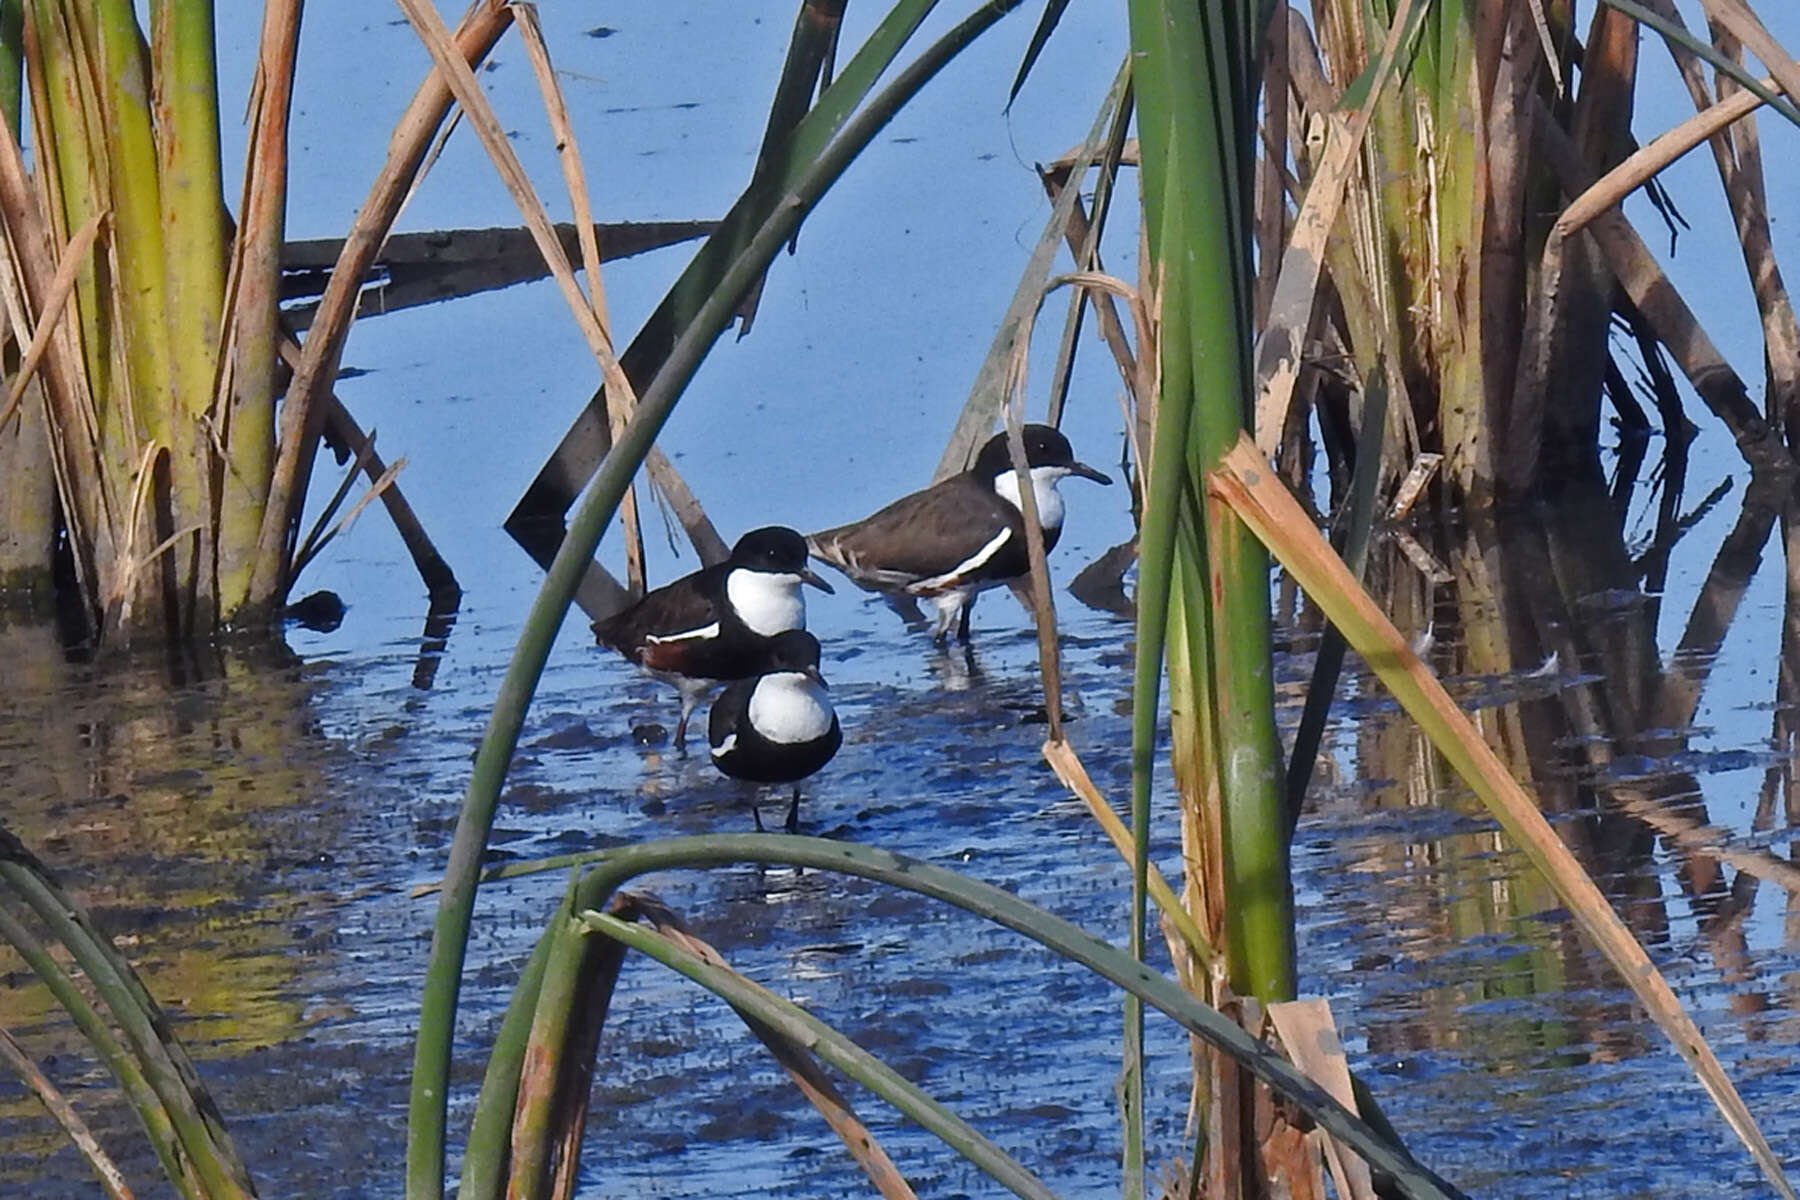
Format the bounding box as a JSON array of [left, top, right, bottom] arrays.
[[1332, 465, 1800, 1065], [0, 636, 344, 1113]]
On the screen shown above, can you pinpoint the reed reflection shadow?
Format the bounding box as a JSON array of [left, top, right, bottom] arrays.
[[1350, 461, 1800, 1060]]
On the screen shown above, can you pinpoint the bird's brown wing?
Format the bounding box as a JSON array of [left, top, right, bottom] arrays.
[[808, 476, 1023, 592], [591, 567, 725, 661]]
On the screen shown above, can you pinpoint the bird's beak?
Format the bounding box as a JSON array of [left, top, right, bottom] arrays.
[[1070, 460, 1113, 485], [803, 664, 828, 687], [800, 565, 835, 594]]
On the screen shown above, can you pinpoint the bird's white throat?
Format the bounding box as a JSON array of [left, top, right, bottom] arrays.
[[747, 672, 834, 743], [992, 465, 1069, 531], [726, 568, 807, 636]]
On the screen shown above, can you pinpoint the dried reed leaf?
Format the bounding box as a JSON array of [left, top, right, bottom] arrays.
[[510, 2, 648, 596], [1253, 0, 1425, 460], [1042, 737, 1219, 970], [1525, 0, 1566, 95], [1556, 73, 1780, 237], [627, 897, 920, 1200], [393, 0, 621, 382], [0, 207, 103, 431], [290, 436, 400, 580], [1211, 433, 1797, 1200], [1267, 999, 1374, 1200], [0, 1023, 134, 1200]]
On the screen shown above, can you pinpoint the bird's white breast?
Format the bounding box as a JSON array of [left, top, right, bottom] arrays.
[[993, 465, 1068, 531], [747, 673, 835, 744], [726, 568, 806, 636]]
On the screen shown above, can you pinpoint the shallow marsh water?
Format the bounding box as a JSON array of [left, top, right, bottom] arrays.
[[5, 518, 1800, 1198], [5, 2, 1800, 1197]]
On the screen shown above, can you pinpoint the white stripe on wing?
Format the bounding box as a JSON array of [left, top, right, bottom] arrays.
[[909, 527, 1011, 594], [645, 622, 722, 644]]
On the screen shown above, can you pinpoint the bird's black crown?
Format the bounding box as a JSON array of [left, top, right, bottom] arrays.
[[730, 526, 812, 574], [972, 424, 1077, 477], [761, 628, 823, 672]]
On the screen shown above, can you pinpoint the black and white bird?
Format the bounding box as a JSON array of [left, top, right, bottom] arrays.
[[707, 629, 842, 832], [807, 424, 1112, 641], [593, 526, 833, 748]]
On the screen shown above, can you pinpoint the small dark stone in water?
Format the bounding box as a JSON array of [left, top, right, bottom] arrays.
[[640, 798, 666, 817], [1352, 953, 1393, 971], [284, 589, 346, 632], [787, 1145, 822, 1159], [1022, 1103, 1076, 1120], [533, 721, 596, 750], [585, 25, 617, 37], [631, 722, 669, 746]]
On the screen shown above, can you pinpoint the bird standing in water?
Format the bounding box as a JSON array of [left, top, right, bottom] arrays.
[[807, 424, 1112, 641], [707, 629, 842, 832], [593, 526, 832, 748]]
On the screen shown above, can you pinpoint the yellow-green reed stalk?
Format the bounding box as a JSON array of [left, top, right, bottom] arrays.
[[82, 1, 174, 445], [0, 5, 21, 129], [26, 1, 123, 477], [0, 1, 54, 598], [1131, 0, 1290, 995], [73, 0, 185, 634], [151, 0, 228, 631], [1315, 0, 1491, 497], [1129, 0, 1289, 1191]]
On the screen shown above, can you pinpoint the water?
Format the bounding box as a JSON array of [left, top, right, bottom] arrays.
[[6, 2, 1800, 1197], [8, 513, 1800, 1197]]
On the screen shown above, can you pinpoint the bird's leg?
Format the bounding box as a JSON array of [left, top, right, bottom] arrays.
[[675, 689, 700, 753], [927, 593, 961, 644], [751, 799, 766, 833], [956, 599, 973, 643], [783, 786, 801, 835]]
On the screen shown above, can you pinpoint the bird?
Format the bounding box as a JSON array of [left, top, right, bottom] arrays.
[[707, 629, 842, 832], [807, 423, 1112, 642], [593, 526, 833, 748]]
